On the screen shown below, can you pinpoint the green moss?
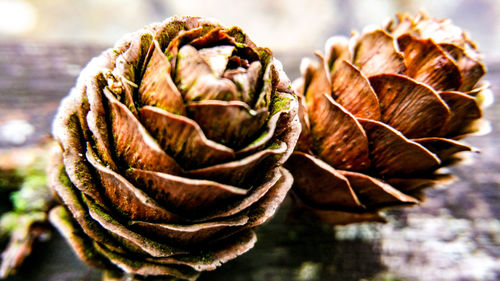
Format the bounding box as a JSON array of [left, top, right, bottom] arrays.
[[200, 24, 218, 37], [165, 51, 174, 61], [156, 21, 188, 49], [55, 206, 113, 269], [0, 211, 46, 240], [10, 180, 47, 212], [197, 252, 216, 265], [0, 169, 22, 191], [83, 196, 114, 223], [73, 158, 94, 186], [267, 142, 281, 150], [5, 153, 51, 213], [58, 165, 72, 188], [226, 27, 247, 44], [140, 33, 152, 48], [256, 47, 272, 68], [270, 95, 292, 116], [234, 42, 246, 49], [246, 129, 269, 148], [0, 212, 20, 234], [54, 206, 79, 234]]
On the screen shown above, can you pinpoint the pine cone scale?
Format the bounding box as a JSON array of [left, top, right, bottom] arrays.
[[286, 151, 362, 210], [187, 142, 287, 187], [85, 77, 118, 170], [234, 108, 286, 155], [359, 118, 441, 176], [397, 34, 462, 91], [439, 43, 485, 91], [368, 73, 451, 138], [142, 230, 259, 273], [197, 167, 283, 221], [105, 89, 183, 174], [307, 92, 370, 170], [139, 40, 185, 115], [185, 101, 269, 148], [438, 91, 482, 136], [128, 214, 249, 245], [125, 168, 248, 218], [138, 105, 235, 169], [83, 195, 189, 258], [50, 164, 131, 254], [331, 60, 381, 120], [303, 54, 331, 100], [92, 240, 201, 280], [85, 145, 180, 222], [340, 170, 419, 208], [57, 99, 104, 203], [48, 206, 114, 268], [352, 30, 407, 76], [412, 137, 473, 162]]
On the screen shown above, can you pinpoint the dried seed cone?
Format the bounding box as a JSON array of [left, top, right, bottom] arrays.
[[287, 12, 489, 225], [47, 16, 300, 280]]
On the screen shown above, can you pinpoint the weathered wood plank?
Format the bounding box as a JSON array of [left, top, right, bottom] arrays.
[[0, 42, 105, 147]]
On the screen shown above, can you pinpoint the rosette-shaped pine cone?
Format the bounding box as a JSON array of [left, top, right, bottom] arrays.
[[287, 12, 489, 225], [47, 16, 300, 280]]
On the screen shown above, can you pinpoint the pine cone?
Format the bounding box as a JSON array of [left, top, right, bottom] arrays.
[[287, 12, 489, 225], [47, 16, 299, 280]]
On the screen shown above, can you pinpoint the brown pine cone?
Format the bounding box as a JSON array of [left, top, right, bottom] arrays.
[[47, 16, 300, 280], [287, 12, 489, 225]]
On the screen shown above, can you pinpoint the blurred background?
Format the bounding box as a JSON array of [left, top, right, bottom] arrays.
[[1, 0, 500, 61], [0, 0, 499, 280]]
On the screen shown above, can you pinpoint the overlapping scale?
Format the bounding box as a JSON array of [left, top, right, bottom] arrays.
[[330, 60, 381, 120], [287, 12, 488, 225], [368, 74, 450, 139], [186, 100, 269, 149], [139, 40, 185, 115], [139, 105, 235, 169], [352, 30, 406, 76], [397, 34, 462, 91], [48, 16, 300, 280]]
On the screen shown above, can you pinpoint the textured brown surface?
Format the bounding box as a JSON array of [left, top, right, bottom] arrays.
[[1, 42, 499, 281]]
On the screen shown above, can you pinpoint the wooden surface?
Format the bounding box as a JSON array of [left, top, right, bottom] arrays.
[[0, 42, 499, 281]]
